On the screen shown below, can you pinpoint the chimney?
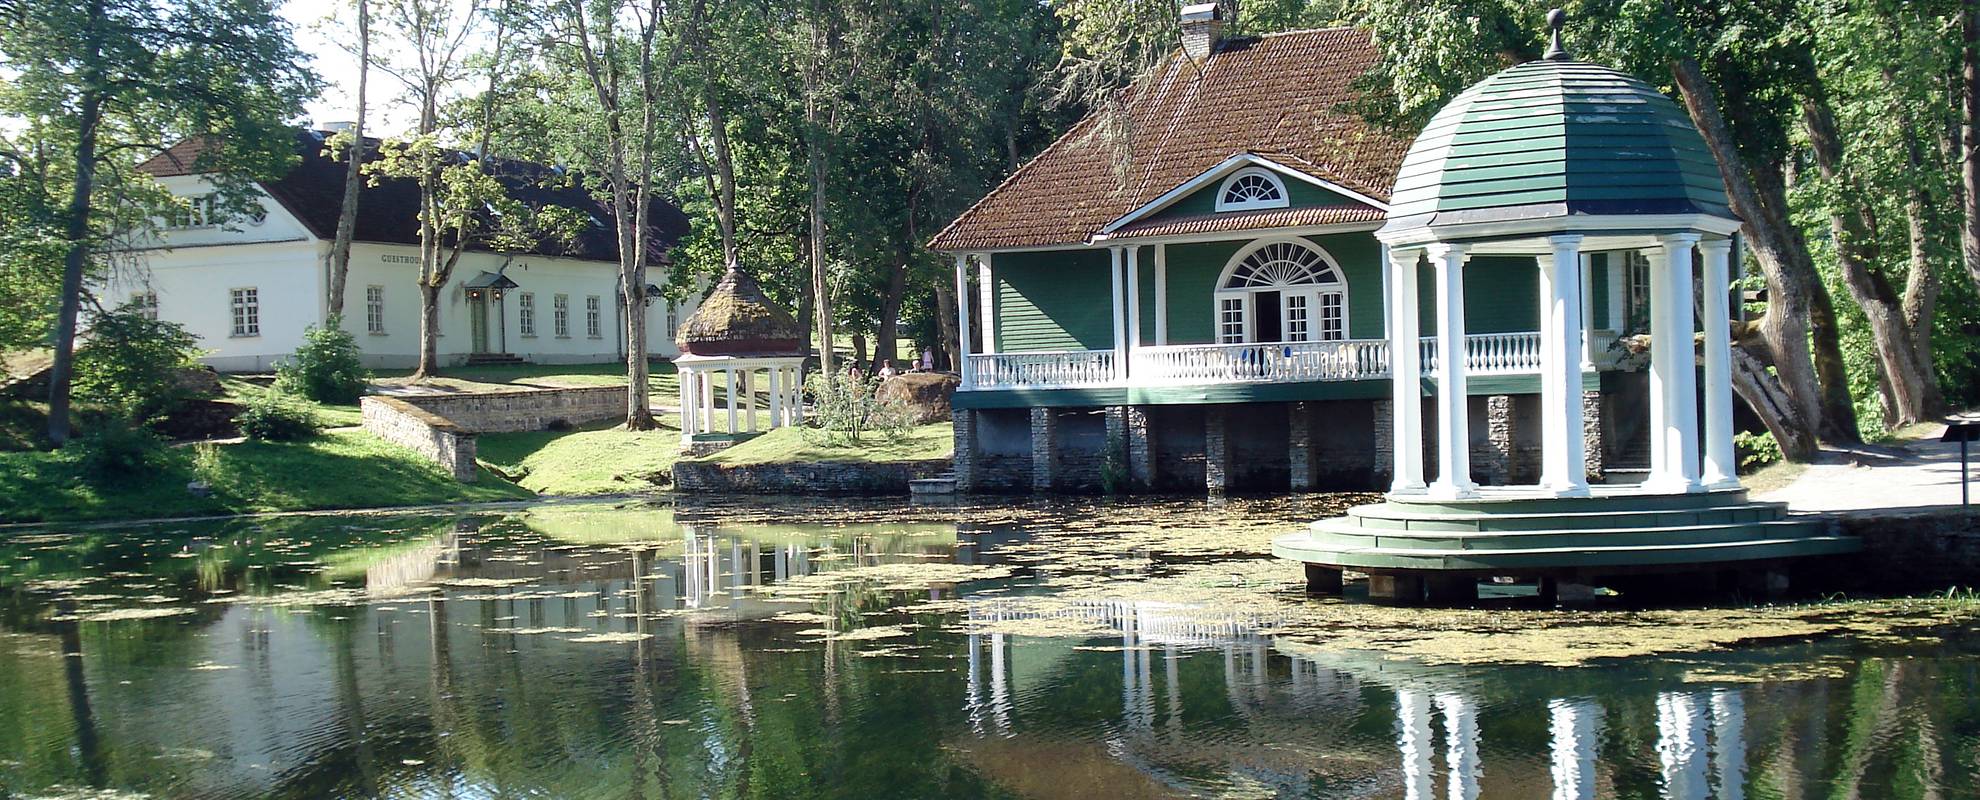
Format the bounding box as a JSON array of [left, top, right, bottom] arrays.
[[1180, 2, 1223, 60]]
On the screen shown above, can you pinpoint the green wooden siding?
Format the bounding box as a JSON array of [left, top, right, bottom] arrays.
[[1589, 252, 1610, 330], [1149, 173, 1361, 220], [993, 249, 1114, 352]]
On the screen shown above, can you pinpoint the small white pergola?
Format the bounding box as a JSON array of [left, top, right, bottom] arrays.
[[1380, 227, 1742, 500], [675, 354, 806, 441]]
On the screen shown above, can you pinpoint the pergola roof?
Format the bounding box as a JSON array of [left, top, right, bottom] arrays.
[[674, 268, 804, 357], [1378, 58, 1733, 241]]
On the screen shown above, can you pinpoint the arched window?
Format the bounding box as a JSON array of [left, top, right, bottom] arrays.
[[1214, 238, 1348, 344], [1215, 167, 1289, 212]]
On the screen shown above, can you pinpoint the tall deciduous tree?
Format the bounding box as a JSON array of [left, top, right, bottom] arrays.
[[0, 0, 314, 445], [326, 0, 372, 324]]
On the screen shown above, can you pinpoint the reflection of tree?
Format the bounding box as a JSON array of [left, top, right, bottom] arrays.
[[57, 600, 104, 788]]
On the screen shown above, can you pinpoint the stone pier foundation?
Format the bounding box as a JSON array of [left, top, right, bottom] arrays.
[[1371, 399, 1394, 487], [1303, 563, 1343, 596], [1123, 405, 1154, 491], [1288, 401, 1316, 492], [1030, 407, 1056, 492], [1483, 394, 1515, 485], [1368, 574, 1423, 603], [1582, 390, 1605, 481], [1204, 407, 1231, 494], [952, 408, 978, 492]]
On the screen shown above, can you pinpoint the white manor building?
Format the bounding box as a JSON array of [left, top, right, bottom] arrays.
[[119, 129, 699, 372]]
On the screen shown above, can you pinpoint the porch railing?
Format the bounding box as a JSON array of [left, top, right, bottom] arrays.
[[1417, 331, 1544, 376], [1131, 339, 1392, 384], [966, 349, 1117, 389]]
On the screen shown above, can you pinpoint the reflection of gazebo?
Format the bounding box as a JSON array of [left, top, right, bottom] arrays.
[[1272, 11, 1859, 604], [672, 267, 806, 449]]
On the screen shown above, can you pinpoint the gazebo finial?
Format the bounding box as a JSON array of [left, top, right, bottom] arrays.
[[1544, 8, 1570, 61]]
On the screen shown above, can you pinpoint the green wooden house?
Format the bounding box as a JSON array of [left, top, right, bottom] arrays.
[[930, 7, 1660, 494]]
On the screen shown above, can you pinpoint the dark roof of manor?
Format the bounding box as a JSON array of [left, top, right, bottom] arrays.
[[928, 27, 1409, 252], [137, 130, 691, 263], [675, 267, 805, 357]]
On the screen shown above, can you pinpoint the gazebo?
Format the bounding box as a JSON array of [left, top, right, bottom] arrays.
[[672, 267, 807, 451], [1272, 11, 1858, 603]]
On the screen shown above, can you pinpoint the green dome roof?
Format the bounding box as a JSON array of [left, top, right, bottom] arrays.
[[1379, 58, 1732, 238]]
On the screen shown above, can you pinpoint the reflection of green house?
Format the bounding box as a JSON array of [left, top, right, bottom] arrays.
[[931, 7, 1670, 494]]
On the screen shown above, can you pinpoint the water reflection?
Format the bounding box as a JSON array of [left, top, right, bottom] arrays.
[[0, 501, 1973, 799]]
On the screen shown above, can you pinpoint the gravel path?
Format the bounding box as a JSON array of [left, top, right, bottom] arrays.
[[1756, 419, 1977, 512]]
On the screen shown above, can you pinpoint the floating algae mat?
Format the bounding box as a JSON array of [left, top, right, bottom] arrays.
[[2, 496, 1978, 798]]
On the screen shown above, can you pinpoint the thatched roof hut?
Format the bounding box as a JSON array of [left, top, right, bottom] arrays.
[[675, 267, 804, 357]]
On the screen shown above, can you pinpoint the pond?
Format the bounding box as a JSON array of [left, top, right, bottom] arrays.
[[1, 496, 1976, 799]]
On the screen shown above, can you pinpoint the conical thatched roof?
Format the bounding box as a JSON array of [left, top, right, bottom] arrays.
[[676, 267, 804, 357]]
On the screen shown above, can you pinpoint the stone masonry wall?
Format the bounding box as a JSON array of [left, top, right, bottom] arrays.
[[390, 386, 626, 433], [672, 458, 951, 495], [1828, 507, 1980, 592], [361, 396, 478, 482]]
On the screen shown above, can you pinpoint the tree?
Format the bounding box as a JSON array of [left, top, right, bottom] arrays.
[[1, 0, 314, 445], [326, 0, 372, 323]]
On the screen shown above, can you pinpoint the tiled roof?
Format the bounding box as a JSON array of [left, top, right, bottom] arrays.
[[928, 27, 1408, 252], [1104, 204, 1385, 239], [138, 130, 690, 264]]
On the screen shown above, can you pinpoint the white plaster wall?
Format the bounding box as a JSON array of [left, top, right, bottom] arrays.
[[105, 179, 703, 372]]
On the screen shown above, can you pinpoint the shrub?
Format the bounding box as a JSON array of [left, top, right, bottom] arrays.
[[804, 368, 912, 443], [1734, 430, 1783, 471], [72, 307, 204, 422], [68, 424, 168, 482], [236, 392, 319, 441], [276, 318, 369, 403]]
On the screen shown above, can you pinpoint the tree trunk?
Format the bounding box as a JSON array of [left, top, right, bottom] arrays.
[[1731, 343, 1818, 461], [808, 151, 833, 375], [1963, 1, 1980, 292], [1668, 57, 1835, 453], [1800, 96, 1938, 427], [327, 0, 369, 323], [626, 277, 654, 429], [933, 274, 958, 373], [874, 187, 917, 373], [47, 92, 103, 447], [417, 281, 441, 378], [1754, 159, 1860, 442]]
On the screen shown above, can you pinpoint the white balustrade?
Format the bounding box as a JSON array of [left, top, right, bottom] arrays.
[[966, 349, 1117, 389], [965, 332, 1545, 390]]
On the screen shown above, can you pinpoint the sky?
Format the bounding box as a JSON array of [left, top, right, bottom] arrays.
[[280, 0, 474, 137]]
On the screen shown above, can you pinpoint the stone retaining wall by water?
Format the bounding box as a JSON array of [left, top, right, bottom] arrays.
[[1833, 506, 1980, 592], [672, 459, 950, 495], [359, 386, 627, 482], [361, 397, 479, 482]]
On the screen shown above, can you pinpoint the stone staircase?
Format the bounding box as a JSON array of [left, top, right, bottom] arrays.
[[909, 471, 958, 496], [465, 353, 525, 366], [1276, 489, 1860, 575]]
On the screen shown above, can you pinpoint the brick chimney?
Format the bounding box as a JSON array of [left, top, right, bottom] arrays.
[[1180, 2, 1223, 61]]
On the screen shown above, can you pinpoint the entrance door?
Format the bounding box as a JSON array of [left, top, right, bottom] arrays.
[[1253, 290, 1283, 343], [469, 294, 490, 354]]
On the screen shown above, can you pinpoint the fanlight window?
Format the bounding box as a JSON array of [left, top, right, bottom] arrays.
[[1214, 239, 1348, 344], [1215, 168, 1289, 212]]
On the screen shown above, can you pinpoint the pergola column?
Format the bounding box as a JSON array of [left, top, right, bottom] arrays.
[[1427, 243, 1476, 499], [1109, 246, 1127, 380], [1387, 248, 1426, 493], [1126, 246, 1142, 354], [1646, 233, 1702, 493], [678, 366, 697, 442], [741, 368, 756, 433], [1699, 239, 1739, 489], [977, 254, 995, 354], [954, 254, 974, 387], [767, 367, 782, 429], [699, 369, 714, 433], [1538, 234, 1589, 496], [724, 368, 739, 433]]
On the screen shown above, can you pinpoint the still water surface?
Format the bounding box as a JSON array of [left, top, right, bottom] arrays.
[[0, 497, 1974, 799]]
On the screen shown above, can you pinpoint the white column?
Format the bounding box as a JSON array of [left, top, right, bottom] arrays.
[[724, 368, 738, 433], [1109, 246, 1127, 380], [1427, 243, 1476, 499], [742, 368, 756, 433], [678, 366, 696, 440], [1126, 246, 1142, 355], [1548, 698, 1601, 800], [767, 367, 782, 430], [978, 254, 995, 354], [699, 370, 713, 433], [1579, 253, 1598, 370], [954, 254, 973, 388], [1539, 234, 1589, 496], [1154, 243, 1169, 345], [1646, 233, 1702, 493], [1389, 248, 1426, 493], [1699, 239, 1738, 489]]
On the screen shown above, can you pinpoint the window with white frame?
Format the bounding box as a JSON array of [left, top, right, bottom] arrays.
[[365, 285, 385, 333], [585, 295, 602, 338], [553, 294, 570, 337], [129, 291, 158, 320], [1213, 238, 1348, 344], [1214, 167, 1289, 212], [230, 288, 260, 337], [665, 300, 679, 337], [1624, 251, 1652, 334], [519, 292, 536, 337], [166, 194, 263, 229]]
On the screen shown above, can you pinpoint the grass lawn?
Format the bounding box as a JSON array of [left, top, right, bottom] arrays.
[[0, 428, 530, 524], [476, 414, 684, 496], [701, 422, 953, 466]]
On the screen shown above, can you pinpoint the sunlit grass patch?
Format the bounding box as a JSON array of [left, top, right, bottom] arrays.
[[476, 415, 684, 496], [701, 422, 953, 465]]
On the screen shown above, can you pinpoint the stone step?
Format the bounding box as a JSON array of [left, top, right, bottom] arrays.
[[1340, 501, 1793, 532], [1307, 518, 1835, 554], [1384, 488, 1750, 516], [1274, 530, 1862, 573], [909, 477, 958, 496]]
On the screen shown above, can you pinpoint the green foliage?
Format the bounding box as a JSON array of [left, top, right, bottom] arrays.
[[66, 424, 167, 483], [276, 318, 370, 403], [71, 307, 204, 423], [1735, 430, 1783, 471], [235, 393, 320, 442], [804, 368, 914, 443]]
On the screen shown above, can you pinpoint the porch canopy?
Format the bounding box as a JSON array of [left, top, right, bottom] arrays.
[[673, 267, 806, 444], [1378, 11, 1742, 500]]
